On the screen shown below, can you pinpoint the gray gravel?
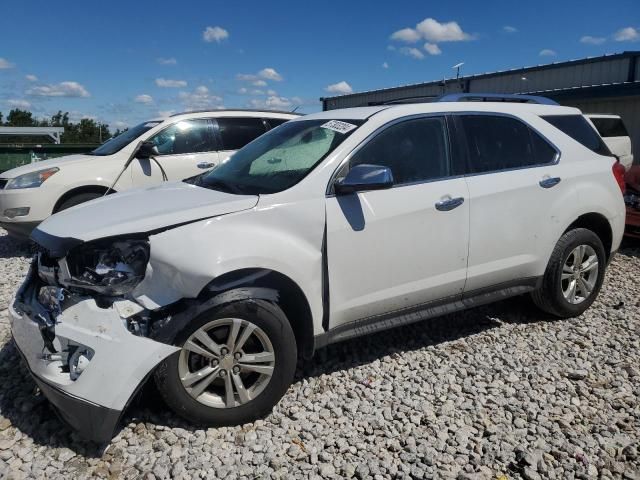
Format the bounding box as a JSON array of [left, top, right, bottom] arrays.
[[0, 227, 638, 479]]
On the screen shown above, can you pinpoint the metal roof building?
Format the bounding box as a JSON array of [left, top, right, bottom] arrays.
[[321, 51, 640, 161]]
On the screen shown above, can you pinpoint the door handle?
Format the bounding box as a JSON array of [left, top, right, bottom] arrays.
[[539, 177, 561, 188], [435, 197, 464, 211], [197, 162, 215, 169]]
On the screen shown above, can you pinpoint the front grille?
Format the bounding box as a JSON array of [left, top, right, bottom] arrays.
[[0, 179, 7, 190]]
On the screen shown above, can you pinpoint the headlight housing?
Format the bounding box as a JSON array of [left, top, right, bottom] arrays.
[[62, 238, 150, 296], [6, 167, 59, 189]]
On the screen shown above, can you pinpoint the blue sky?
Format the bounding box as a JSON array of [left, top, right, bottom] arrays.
[[1, 0, 638, 129]]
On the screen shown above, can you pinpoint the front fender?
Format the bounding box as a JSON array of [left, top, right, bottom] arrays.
[[132, 199, 326, 335]]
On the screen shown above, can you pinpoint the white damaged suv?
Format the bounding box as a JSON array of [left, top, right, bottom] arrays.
[[10, 95, 625, 442]]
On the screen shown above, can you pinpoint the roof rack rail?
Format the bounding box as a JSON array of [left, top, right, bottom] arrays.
[[437, 93, 558, 105]]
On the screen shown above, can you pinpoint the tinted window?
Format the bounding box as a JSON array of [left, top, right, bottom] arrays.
[[542, 115, 610, 155], [456, 115, 556, 174], [350, 117, 449, 184], [266, 118, 289, 130], [148, 119, 214, 155], [590, 117, 629, 137], [217, 117, 268, 150]]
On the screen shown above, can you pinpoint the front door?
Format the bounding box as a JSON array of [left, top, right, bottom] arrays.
[[131, 118, 219, 187], [326, 116, 470, 328]]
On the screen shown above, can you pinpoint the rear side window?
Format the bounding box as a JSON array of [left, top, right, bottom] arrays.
[[454, 115, 557, 175], [542, 115, 610, 155], [590, 117, 629, 137], [350, 116, 449, 185], [217, 117, 268, 150]]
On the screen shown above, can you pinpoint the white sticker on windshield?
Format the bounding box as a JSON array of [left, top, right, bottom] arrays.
[[321, 120, 357, 134]]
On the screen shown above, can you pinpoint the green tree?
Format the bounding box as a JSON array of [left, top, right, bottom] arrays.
[[7, 109, 35, 126]]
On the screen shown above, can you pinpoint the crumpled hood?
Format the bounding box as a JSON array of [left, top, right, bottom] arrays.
[[2, 154, 99, 178], [33, 181, 258, 254]]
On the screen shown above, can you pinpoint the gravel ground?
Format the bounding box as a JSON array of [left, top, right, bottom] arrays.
[[0, 228, 638, 480]]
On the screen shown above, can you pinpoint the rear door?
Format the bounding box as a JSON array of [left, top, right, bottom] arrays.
[[452, 113, 567, 293], [326, 115, 470, 327], [132, 118, 219, 187], [214, 117, 269, 163]]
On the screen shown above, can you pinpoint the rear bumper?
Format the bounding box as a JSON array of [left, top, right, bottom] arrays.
[[9, 264, 179, 442]]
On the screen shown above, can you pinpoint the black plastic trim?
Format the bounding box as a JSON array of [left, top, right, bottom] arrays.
[[1, 221, 40, 240], [314, 277, 540, 349], [30, 228, 84, 259]]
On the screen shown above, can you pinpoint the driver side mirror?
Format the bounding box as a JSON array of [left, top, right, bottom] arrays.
[[135, 141, 159, 160], [334, 164, 394, 195]]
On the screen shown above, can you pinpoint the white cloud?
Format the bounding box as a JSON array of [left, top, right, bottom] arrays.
[[112, 121, 128, 129], [259, 68, 283, 81], [25, 74, 38, 82], [237, 68, 284, 84], [7, 99, 31, 109], [390, 28, 421, 43], [539, 49, 557, 57], [382, 62, 389, 69], [325, 81, 353, 94], [267, 89, 277, 95], [249, 95, 300, 110], [399, 47, 425, 59], [27, 81, 90, 97], [157, 110, 175, 118], [157, 57, 177, 65], [503, 26, 518, 33], [178, 85, 223, 110], [0, 58, 14, 69], [424, 43, 442, 55], [237, 87, 248, 94], [155, 78, 187, 88], [417, 18, 472, 42], [613, 27, 639, 42], [392, 18, 471, 46], [134, 94, 154, 104], [203, 26, 229, 43], [580, 35, 606, 45]]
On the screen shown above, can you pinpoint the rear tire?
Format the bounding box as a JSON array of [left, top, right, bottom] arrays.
[[55, 192, 104, 213], [531, 228, 606, 318], [154, 299, 297, 426]]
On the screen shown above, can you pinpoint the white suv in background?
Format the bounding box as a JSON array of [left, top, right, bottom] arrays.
[[11, 94, 625, 442], [0, 110, 297, 238], [586, 114, 634, 170]]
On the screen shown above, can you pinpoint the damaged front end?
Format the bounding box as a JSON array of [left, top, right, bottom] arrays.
[[10, 235, 180, 443]]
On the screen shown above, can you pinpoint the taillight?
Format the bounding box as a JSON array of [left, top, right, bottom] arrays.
[[612, 161, 626, 193]]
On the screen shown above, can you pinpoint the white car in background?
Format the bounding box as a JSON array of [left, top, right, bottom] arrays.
[[586, 114, 634, 170], [0, 110, 298, 238], [11, 94, 625, 442]]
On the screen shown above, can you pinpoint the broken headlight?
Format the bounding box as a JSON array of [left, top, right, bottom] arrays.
[[63, 239, 150, 296]]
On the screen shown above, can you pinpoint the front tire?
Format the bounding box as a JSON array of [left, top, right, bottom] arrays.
[[154, 299, 297, 426], [531, 228, 606, 318]]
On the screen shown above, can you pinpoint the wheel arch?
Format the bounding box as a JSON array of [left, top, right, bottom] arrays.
[[199, 268, 316, 359], [53, 185, 115, 213], [564, 212, 613, 260]]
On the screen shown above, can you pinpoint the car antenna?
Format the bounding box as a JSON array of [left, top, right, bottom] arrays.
[[291, 106, 300, 113]]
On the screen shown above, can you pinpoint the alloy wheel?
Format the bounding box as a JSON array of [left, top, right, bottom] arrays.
[[561, 244, 599, 305], [178, 318, 276, 408]]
